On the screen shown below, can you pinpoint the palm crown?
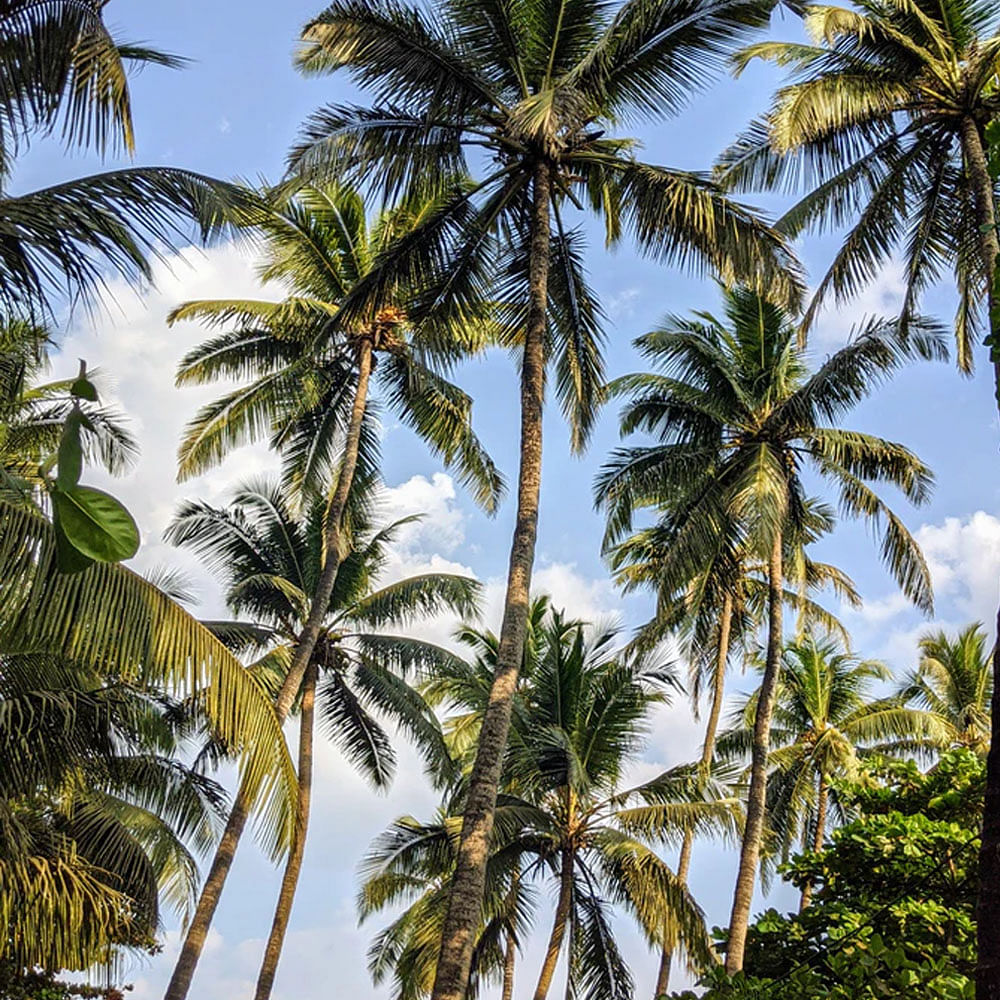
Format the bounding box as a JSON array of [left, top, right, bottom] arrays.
[[898, 624, 993, 753], [718, 0, 1000, 365], [171, 181, 501, 508], [719, 634, 945, 880], [597, 288, 936, 610]]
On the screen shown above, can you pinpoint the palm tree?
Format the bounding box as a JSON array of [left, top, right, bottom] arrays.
[[899, 624, 992, 753], [607, 498, 858, 993], [595, 287, 935, 972], [167, 476, 480, 1000], [0, 1, 256, 317], [364, 605, 741, 1000], [719, 633, 946, 909], [163, 181, 499, 1000], [715, 10, 1000, 983], [288, 3, 805, 991], [717, 0, 1000, 369], [0, 649, 228, 981]]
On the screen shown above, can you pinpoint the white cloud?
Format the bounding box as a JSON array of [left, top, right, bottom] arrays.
[[809, 260, 907, 352], [838, 510, 1000, 671], [916, 511, 1000, 625]]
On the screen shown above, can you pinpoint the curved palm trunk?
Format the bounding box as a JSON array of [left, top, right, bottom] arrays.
[[429, 161, 552, 1000], [253, 660, 318, 1000], [163, 340, 374, 1000], [798, 775, 828, 912], [532, 848, 574, 1000], [725, 532, 783, 975], [960, 115, 1000, 1000], [654, 593, 733, 996]]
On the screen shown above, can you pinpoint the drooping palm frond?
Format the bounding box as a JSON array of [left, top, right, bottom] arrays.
[[0, 500, 297, 855]]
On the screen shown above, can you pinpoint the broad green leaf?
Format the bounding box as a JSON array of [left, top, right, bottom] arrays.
[[51, 505, 95, 574], [50, 485, 140, 563]]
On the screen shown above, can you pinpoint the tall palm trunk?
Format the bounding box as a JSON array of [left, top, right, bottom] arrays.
[[163, 339, 375, 1000], [253, 660, 318, 1000], [726, 532, 783, 974], [654, 593, 733, 996], [429, 160, 552, 1000], [501, 867, 521, 1000], [960, 115, 1000, 1000], [501, 927, 517, 1000], [532, 848, 574, 1000], [798, 774, 828, 912]]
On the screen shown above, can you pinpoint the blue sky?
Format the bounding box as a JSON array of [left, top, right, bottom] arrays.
[[24, 2, 1000, 998]]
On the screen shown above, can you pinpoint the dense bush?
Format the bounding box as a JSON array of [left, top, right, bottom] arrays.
[[669, 751, 982, 1000]]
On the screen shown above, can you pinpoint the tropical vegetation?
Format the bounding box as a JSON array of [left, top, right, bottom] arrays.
[[1, 2, 999, 1000]]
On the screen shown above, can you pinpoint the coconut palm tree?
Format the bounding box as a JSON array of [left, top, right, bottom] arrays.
[[718, 633, 946, 909], [167, 476, 480, 1000], [715, 8, 1000, 984], [595, 287, 936, 972], [363, 604, 741, 1000], [0, 649, 228, 982], [717, 0, 1000, 369], [163, 181, 500, 1000], [899, 624, 992, 753], [288, 4, 804, 991], [606, 498, 859, 993]]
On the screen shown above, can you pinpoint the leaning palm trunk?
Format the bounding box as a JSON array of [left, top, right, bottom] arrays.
[[254, 661, 318, 1000], [163, 339, 374, 1000], [726, 532, 783, 974], [532, 848, 574, 1000], [654, 594, 733, 996], [798, 775, 828, 912], [430, 163, 552, 1000], [960, 114, 1000, 1000]]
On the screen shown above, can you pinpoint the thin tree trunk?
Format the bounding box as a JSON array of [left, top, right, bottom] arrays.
[[163, 340, 375, 1000], [654, 594, 733, 996], [532, 849, 574, 1000], [501, 868, 520, 1000], [960, 114, 1000, 1000], [501, 928, 517, 1000], [253, 660, 318, 1000], [798, 775, 827, 912], [429, 161, 552, 1000], [725, 531, 783, 975]]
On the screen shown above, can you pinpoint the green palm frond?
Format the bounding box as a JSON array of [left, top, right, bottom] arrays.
[[0, 500, 297, 855]]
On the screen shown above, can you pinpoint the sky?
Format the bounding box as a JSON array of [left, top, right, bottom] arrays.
[[19, 2, 1000, 999]]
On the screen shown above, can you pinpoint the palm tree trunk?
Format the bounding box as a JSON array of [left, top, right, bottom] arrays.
[[532, 848, 574, 1000], [163, 340, 375, 1000], [429, 160, 552, 1000], [959, 115, 1000, 1000], [798, 775, 828, 912], [725, 531, 783, 975], [654, 593, 733, 996], [253, 660, 318, 1000], [502, 927, 517, 1000]]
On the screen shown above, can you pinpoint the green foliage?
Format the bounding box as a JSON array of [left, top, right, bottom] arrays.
[[667, 751, 983, 1000]]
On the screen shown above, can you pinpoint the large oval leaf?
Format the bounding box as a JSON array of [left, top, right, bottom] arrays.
[[50, 486, 140, 563]]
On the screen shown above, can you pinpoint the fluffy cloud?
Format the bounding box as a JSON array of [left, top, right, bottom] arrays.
[[839, 511, 1000, 669], [809, 260, 908, 352]]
